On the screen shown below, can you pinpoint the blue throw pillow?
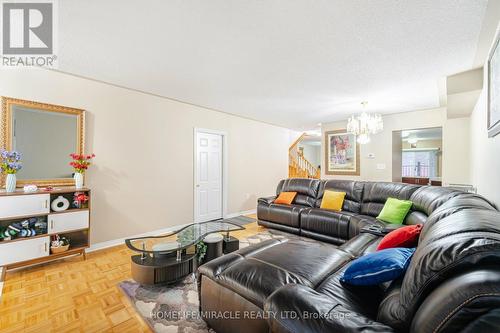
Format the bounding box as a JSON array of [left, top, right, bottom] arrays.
[[340, 248, 416, 286]]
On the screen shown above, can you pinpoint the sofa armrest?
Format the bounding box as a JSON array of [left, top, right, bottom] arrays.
[[410, 269, 500, 333], [264, 284, 395, 333], [258, 196, 276, 205], [197, 253, 243, 280]]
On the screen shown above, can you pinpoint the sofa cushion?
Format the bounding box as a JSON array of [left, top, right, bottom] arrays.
[[349, 214, 385, 239], [320, 190, 346, 211], [274, 191, 297, 205], [301, 208, 356, 240], [376, 279, 404, 328], [377, 198, 413, 224], [341, 248, 415, 286], [257, 196, 276, 205], [300, 230, 348, 245], [277, 178, 321, 207], [317, 265, 386, 318], [200, 237, 351, 308], [361, 182, 419, 218], [339, 232, 380, 257], [265, 283, 396, 333], [409, 186, 464, 216], [257, 200, 308, 229], [257, 220, 301, 235], [198, 239, 285, 286], [316, 179, 364, 213], [377, 224, 423, 251], [423, 193, 497, 231], [404, 210, 427, 225]]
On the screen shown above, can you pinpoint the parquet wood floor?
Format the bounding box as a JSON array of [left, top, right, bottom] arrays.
[[0, 215, 264, 333]]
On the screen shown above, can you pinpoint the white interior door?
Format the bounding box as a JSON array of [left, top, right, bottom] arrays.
[[195, 131, 223, 222]]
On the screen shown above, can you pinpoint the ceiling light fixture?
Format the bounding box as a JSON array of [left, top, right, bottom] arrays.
[[407, 137, 418, 144], [346, 101, 383, 144]]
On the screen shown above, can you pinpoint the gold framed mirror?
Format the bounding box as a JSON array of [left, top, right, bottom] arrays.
[[1, 97, 85, 187]]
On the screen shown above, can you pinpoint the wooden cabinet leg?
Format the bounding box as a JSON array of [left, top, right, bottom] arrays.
[[82, 250, 87, 260]]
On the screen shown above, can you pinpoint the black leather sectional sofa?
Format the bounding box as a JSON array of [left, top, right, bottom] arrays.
[[198, 178, 500, 333], [257, 178, 427, 244]]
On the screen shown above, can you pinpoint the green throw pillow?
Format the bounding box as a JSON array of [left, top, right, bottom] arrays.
[[377, 198, 413, 224]]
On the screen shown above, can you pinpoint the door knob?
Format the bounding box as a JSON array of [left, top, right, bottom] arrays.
[[196, 184, 200, 188]]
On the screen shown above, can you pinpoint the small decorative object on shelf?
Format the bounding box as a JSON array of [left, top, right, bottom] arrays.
[[69, 153, 95, 189], [73, 192, 89, 208], [51, 195, 70, 212], [23, 184, 38, 193], [50, 235, 70, 254], [1, 150, 22, 192]]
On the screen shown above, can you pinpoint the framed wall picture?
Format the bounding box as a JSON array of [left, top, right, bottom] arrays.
[[488, 30, 500, 138], [324, 130, 360, 176]]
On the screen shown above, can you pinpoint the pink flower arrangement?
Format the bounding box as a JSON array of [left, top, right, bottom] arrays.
[[75, 192, 89, 203], [69, 153, 95, 174]]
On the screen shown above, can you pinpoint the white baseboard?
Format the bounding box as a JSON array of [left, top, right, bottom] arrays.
[[87, 223, 190, 253], [225, 209, 256, 219], [88, 209, 257, 253]]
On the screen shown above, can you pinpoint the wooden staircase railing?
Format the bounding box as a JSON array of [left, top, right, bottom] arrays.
[[289, 134, 321, 179]]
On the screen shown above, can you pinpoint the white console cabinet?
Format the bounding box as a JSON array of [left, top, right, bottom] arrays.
[[0, 188, 91, 269]]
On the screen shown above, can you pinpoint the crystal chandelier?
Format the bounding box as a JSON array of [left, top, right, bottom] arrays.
[[346, 102, 383, 144]]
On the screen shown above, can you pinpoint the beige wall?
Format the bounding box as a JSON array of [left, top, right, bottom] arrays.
[[443, 117, 470, 184], [468, 22, 500, 208], [470, 89, 500, 208], [0, 68, 291, 244], [321, 108, 470, 184]]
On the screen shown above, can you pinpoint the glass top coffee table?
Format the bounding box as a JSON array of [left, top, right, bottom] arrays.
[[125, 221, 245, 285]]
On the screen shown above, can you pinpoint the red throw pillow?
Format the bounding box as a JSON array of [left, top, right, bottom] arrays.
[[376, 224, 423, 251]]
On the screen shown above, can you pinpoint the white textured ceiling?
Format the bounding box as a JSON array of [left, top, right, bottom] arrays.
[[58, 0, 488, 130]]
